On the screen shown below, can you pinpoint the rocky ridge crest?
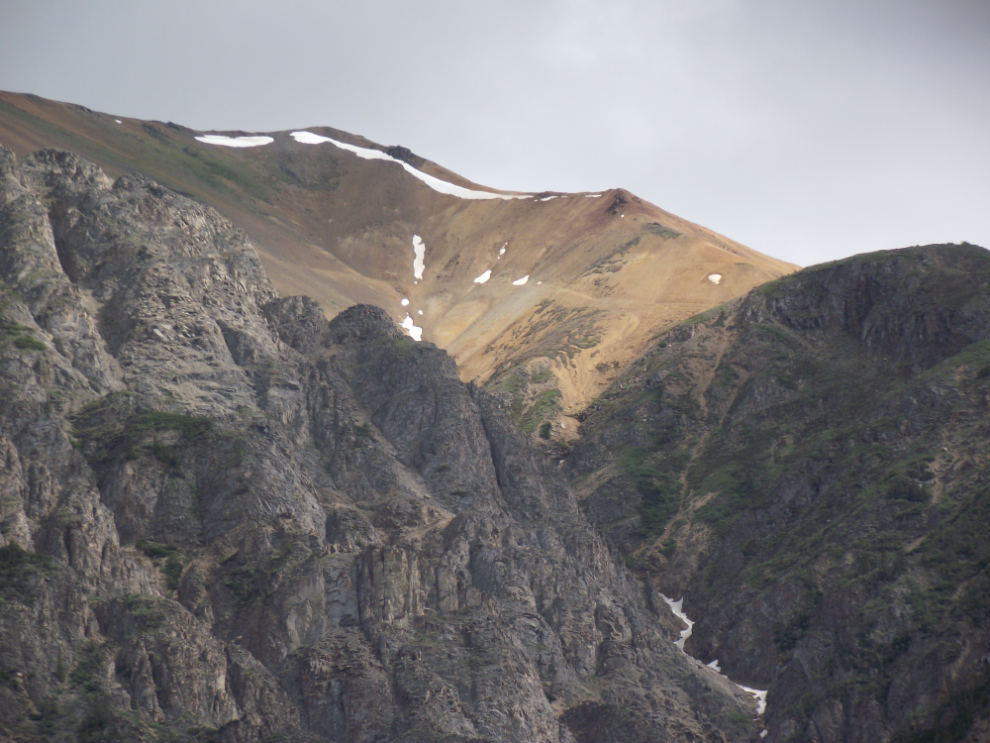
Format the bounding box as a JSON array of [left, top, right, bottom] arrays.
[[0, 147, 758, 742]]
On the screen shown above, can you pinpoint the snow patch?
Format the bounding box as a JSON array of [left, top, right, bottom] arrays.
[[537, 281, 542, 285], [412, 235, 426, 280], [401, 298, 410, 307], [661, 596, 695, 651], [512, 275, 529, 286], [195, 134, 274, 148], [586, 193, 602, 198], [474, 269, 492, 284], [291, 131, 528, 200], [499, 243, 507, 257], [742, 686, 768, 717], [661, 594, 768, 716], [417, 310, 423, 315], [708, 273, 722, 285], [401, 314, 423, 342], [540, 195, 558, 201], [114, 119, 122, 124]]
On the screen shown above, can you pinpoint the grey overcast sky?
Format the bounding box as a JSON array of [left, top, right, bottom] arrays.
[[2, 0, 988, 267]]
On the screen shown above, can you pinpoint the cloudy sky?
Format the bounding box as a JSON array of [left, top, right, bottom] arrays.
[[2, 0, 988, 267]]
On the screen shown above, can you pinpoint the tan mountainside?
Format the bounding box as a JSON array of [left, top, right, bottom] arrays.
[[0, 90, 797, 419]]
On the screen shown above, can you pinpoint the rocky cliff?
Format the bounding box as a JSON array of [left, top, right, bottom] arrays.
[[567, 245, 990, 742], [0, 146, 761, 741]]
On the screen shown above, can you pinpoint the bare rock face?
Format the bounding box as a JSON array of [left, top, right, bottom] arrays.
[[0, 146, 758, 742]]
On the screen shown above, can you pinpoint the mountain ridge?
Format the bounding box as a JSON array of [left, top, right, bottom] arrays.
[[0, 90, 797, 427], [564, 242, 990, 742], [0, 143, 763, 742], [1, 97, 989, 741]]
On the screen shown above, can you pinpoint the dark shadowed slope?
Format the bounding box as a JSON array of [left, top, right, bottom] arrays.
[[567, 243, 990, 742]]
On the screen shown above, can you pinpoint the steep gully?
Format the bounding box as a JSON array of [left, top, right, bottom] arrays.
[[661, 594, 769, 727]]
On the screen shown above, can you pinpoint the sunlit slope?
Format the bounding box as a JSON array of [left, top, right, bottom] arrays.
[[0, 90, 797, 413]]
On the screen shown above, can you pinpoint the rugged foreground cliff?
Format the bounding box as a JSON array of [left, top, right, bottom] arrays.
[[0, 146, 763, 742], [567, 244, 990, 742]]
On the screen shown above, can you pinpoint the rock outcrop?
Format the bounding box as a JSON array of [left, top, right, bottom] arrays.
[[567, 245, 990, 742], [0, 147, 758, 741]]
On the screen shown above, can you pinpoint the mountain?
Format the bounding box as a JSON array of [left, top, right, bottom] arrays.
[[5, 92, 987, 743], [0, 91, 796, 428], [0, 145, 768, 742], [565, 244, 990, 742]]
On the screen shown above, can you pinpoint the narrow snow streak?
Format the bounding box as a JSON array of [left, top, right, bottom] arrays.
[[291, 131, 528, 200], [512, 275, 529, 286], [474, 269, 492, 284], [401, 314, 423, 341], [660, 594, 768, 716], [195, 134, 274, 148], [412, 236, 426, 280], [661, 596, 695, 650]]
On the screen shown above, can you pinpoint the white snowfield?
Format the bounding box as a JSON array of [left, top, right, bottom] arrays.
[[660, 594, 768, 717], [291, 131, 529, 201], [195, 134, 274, 148], [708, 273, 723, 285], [400, 314, 423, 342], [474, 269, 492, 284], [512, 275, 530, 286], [412, 236, 426, 280]]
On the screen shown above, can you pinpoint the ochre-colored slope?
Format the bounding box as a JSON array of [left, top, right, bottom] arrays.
[[0, 90, 797, 414]]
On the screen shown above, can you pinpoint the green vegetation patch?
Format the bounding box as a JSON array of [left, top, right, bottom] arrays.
[[518, 388, 562, 434], [127, 411, 213, 439], [1, 320, 47, 351], [0, 543, 55, 600], [681, 305, 725, 327], [620, 447, 684, 537], [920, 340, 990, 380], [70, 641, 109, 692], [647, 222, 682, 239], [72, 403, 214, 464], [135, 541, 185, 591]]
